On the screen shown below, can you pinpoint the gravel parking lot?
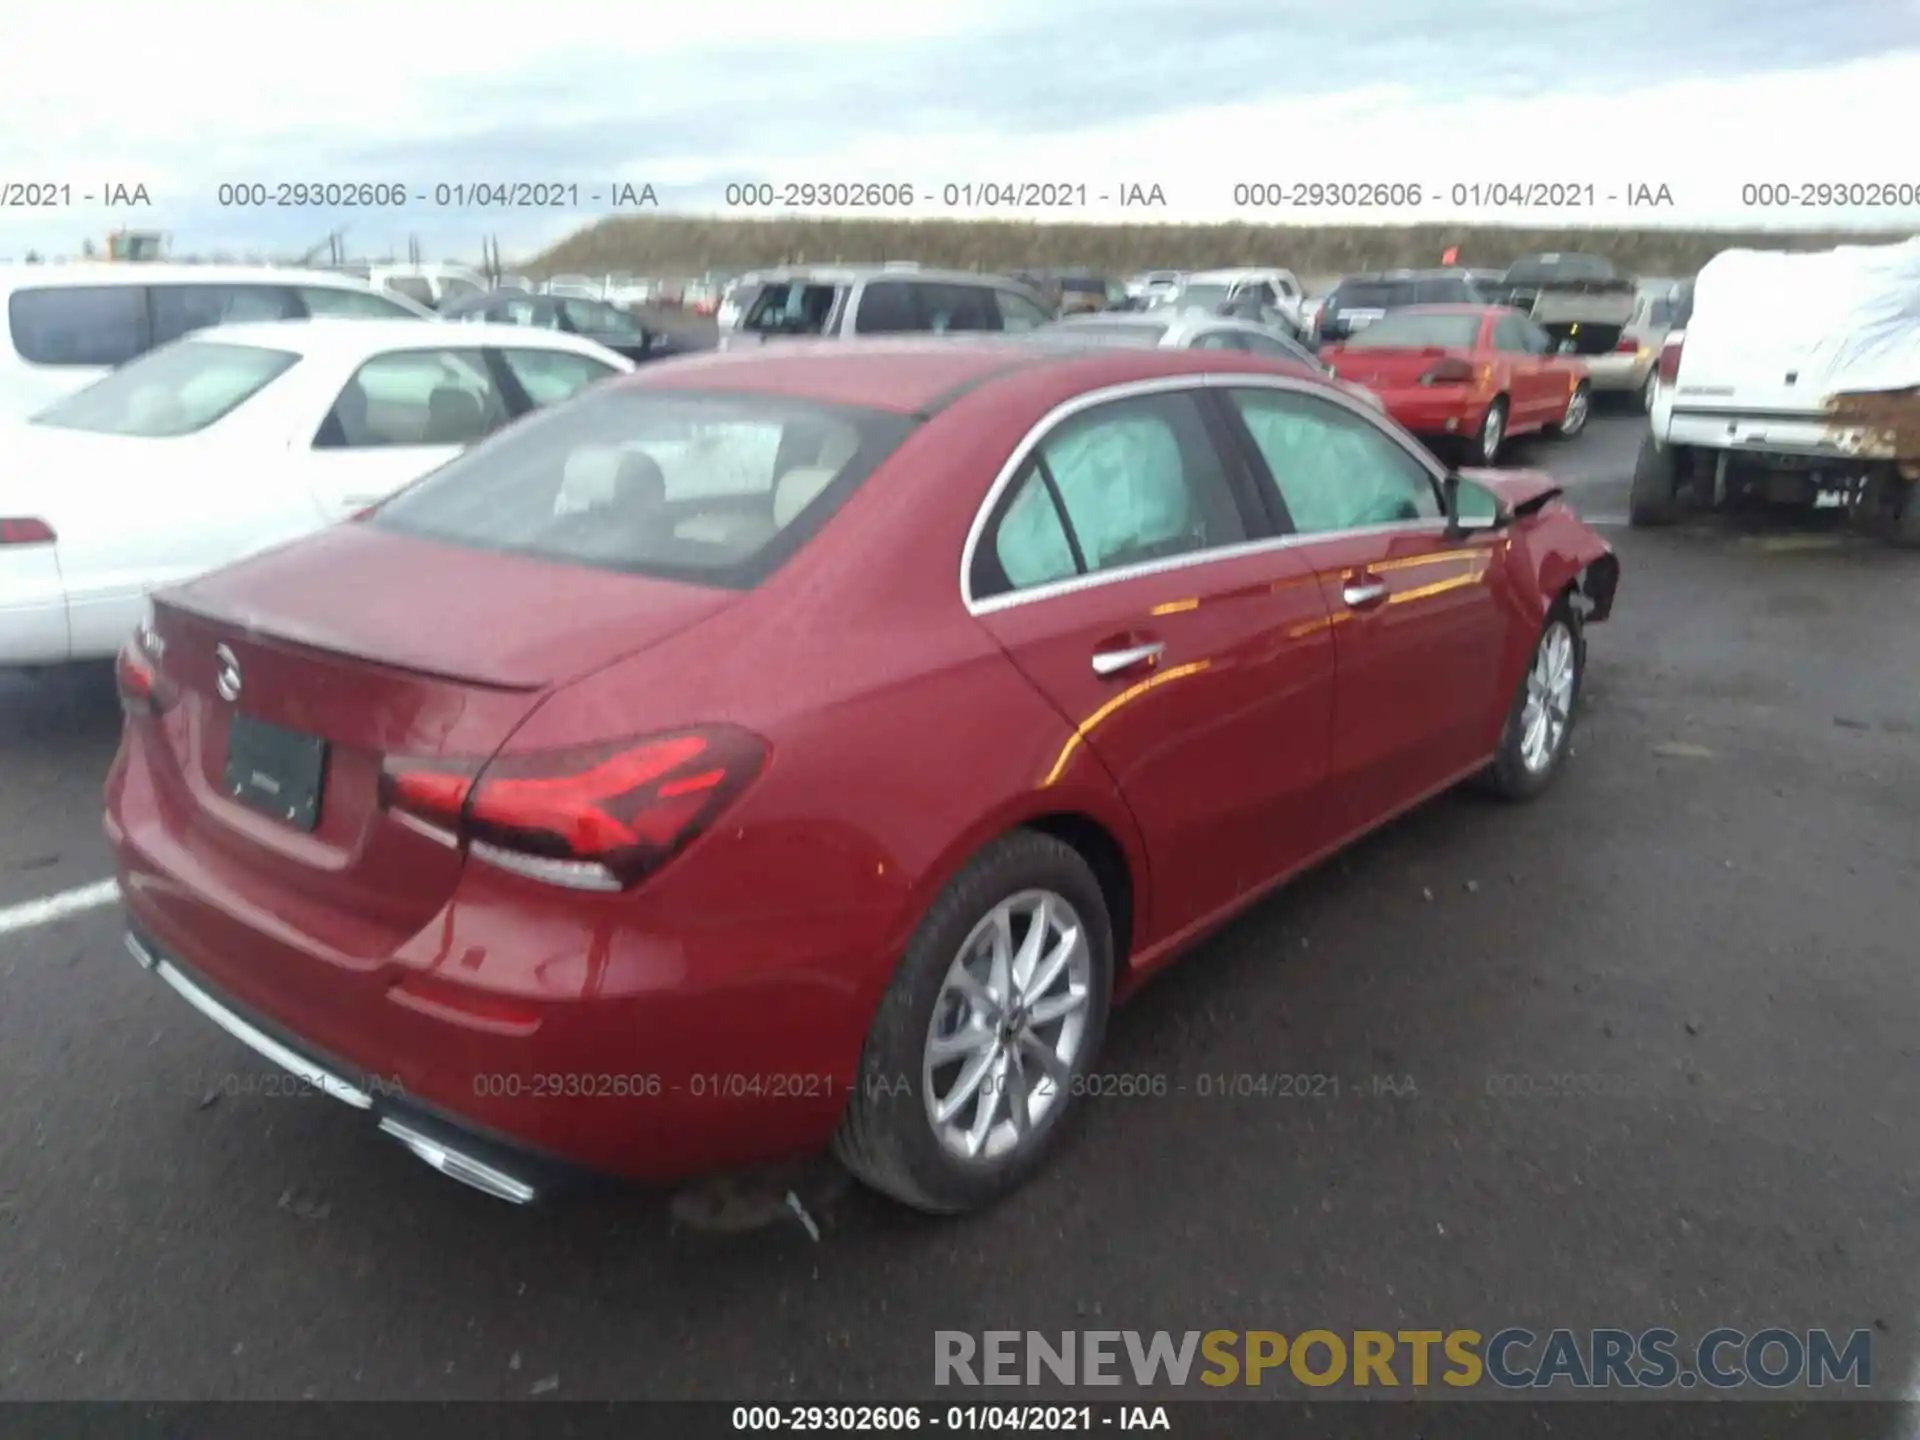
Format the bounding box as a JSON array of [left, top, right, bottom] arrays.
[[2, 410, 1916, 1405]]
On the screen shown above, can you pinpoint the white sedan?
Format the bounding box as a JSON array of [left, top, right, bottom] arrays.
[[0, 319, 633, 667]]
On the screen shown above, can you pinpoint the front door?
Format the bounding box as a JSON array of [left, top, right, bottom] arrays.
[[1218, 383, 1509, 848], [968, 387, 1336, 940]]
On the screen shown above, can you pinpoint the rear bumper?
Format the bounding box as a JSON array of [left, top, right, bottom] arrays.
[[125, 924, 571, 1204], [1374, 388, 1490, 438], [0, 556, 71, 665], [1663, 408, 1889, 462], [1581, 353, 1653, 391]]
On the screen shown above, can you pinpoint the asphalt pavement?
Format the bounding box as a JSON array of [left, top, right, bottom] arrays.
[[2, 408, 1917, 1410]]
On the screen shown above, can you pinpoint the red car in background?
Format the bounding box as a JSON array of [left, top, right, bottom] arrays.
[[106, 341, 1619, 1216], [1321, 305, 1591, 466]]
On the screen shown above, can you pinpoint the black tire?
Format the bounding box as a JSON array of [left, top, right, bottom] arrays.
[[833, 830, 1115, 1214], [1473, 597, 1585, 802], [1547, 382, 1591, 439], [1639, 369, 1659, 414], [1629, 432, 1684, 527], [1464, 397, 1509, 466], [1890, 479, 1920, 550]]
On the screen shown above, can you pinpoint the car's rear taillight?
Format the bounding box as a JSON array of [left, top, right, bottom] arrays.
[[1656, 335, 1684, 383], [379, 725, 768, 891], [1419, 358, 1478, 385], [1, 517, 56, 546], [1614, 337, 1642, 353]]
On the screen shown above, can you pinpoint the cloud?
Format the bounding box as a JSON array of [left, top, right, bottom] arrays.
[[1, 0, 1916, 261]]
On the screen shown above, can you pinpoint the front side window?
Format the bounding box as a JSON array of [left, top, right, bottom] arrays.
[[498, 349, 620, 407], [743, 282, 842, 336], [1227, 388, 1441, 534], [918, 284, 1000, 333], [30, 340, 298, 436], [149, 284, 301, 345], [371, 390, 916, 586], [316, 348, 511, 448], [8, 285, 152, 366], [993, 288, 1054, 331], [974, 392, 1247, 598]]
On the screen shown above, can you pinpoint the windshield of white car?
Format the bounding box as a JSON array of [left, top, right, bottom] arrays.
[[1173, 283, 1233, 310], [1342, 313, 1482, 349], [1032, 321, 1169, 348], [369, 389, 918, 588], [29, 340, 299, 437]]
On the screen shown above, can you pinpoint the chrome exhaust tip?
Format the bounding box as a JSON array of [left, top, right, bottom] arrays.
[[378, 1116, 538, 1205]]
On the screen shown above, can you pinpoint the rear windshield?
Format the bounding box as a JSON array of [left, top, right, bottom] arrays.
[[9, 284, 152, 366], [1329, 282, 1405, 310], [744, 282, 842, 336], [1343, 312, 1482, 349], [369, 388, 918, 588], [30, 340, 298, 435]]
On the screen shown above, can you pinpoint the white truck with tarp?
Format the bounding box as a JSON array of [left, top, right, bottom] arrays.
[[1633, 236, 1920, 546]]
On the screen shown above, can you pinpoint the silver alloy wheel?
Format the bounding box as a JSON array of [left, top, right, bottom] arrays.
[[1561, 384, 1589, 435], [923, 889, 1093, 1162], [1519, 620, 1576, 774], [1480, 403, 1504, 462]]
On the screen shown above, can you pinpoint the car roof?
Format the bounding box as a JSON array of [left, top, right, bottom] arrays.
[[176, 317, 629, 361], [0, 263, 393, 294], [615, 338, 1321, 414], [753, 265, 1021, 286], [1361, 304, 1500, 318]]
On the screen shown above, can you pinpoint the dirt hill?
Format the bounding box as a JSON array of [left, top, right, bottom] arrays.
[[530, 214, 1912, 281]]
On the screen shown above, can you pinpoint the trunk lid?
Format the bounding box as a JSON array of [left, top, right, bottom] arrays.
[[140, 525, 736, 933], [171, 522, 734, 689]]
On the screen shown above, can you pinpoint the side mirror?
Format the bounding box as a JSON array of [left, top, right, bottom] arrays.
[[1444, 472, 1512, 538]]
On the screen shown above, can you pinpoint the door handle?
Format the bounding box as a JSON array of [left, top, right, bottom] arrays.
[[1091, 642, 1164, 677], [1342, 580, 1388, 609]]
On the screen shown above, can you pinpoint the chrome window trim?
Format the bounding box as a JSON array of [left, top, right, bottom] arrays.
[[958, 371, 1451, 617]]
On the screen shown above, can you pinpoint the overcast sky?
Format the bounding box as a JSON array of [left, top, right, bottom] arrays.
[[2, 0, 1917, 263]]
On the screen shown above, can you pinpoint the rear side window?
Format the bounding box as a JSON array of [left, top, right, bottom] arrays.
[[383, 276, 436, 307], [371, 390, 918, 588], [973, 392, 1247, 599], [744, 282, 841, 336], [150, 284, 300, 346], [854, 281, 920, 334], [299, 286, 419, 319], [498, 349, 620, 407], [8, 285, 152, 366], [30, 340, 298, 436], [315, 348, 511, 448]]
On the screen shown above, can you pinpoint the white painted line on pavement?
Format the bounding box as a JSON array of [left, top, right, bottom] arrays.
[[0, 878, 120, 937], [1581, 516, 1631, 527]]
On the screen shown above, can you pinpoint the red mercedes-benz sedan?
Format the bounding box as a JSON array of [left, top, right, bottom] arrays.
[[105, 340, 1619, 1214], [1321, 305, 1591, 466]]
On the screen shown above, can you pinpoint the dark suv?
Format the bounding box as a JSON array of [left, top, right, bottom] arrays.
[[1314, 269, 1489, 344]]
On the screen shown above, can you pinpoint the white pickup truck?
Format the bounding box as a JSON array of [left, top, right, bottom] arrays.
[[1633, 238, 1920, 547]]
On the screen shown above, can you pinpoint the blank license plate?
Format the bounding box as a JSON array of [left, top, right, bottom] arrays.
[[224, 714, 327, 831]]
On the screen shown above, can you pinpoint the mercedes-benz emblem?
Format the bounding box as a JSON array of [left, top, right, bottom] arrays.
[[214, 644, 242, 702]]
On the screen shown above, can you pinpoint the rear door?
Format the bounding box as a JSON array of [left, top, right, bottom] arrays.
[[914, 282, 1003, 334], [300, 346, 516, 520], [1218, 383, 1509, 847], [968, 386, 1335, 938]]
